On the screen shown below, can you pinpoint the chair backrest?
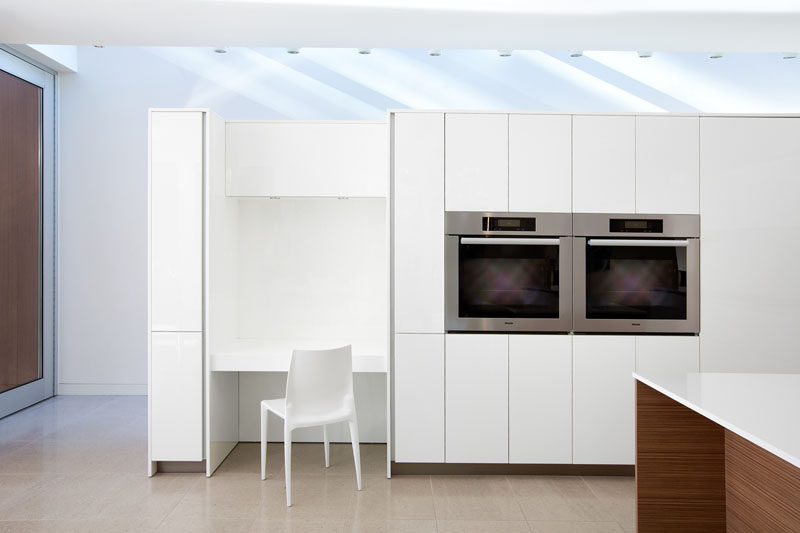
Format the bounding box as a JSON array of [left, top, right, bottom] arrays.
[[285, 345, 354, 417]]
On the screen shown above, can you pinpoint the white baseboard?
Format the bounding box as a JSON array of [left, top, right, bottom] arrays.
[[57, 383, 147, 395]]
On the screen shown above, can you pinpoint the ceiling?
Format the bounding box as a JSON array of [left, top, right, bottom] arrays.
[[2, 0, 800, 52]]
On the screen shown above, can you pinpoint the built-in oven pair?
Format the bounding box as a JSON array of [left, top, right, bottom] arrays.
[[445, 212, 700, 334]]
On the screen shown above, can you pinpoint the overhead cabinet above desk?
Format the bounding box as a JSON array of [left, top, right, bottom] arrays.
[[225, 121, 388, 198]]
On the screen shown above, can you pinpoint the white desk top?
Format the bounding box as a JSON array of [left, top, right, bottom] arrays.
[[633, 371, 800, 468], [210, 338, 387, 373]]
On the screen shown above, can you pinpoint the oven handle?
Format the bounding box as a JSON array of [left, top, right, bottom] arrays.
[[460, 237, 561, 245], [587, 239, 690, 247]]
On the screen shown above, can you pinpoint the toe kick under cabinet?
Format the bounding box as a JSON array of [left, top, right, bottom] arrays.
[[393, 333, 698, 466]]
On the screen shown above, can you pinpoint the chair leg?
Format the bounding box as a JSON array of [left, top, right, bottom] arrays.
[[284, 426, 292, 507], [323, 424, 330, 468], [348, 417, 362, 491], [260, 406, 268, 480]]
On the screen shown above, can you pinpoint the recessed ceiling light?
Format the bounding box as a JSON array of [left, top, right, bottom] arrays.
[[286, 48, 300, 55], [428, 49, 442, 57], [637, 51, 653, 58], [782, 52, 797, 59], [358, 48, 371, 55], [709, 52, 723, 59], [498, 49, 512, 57], [569, 50, 583, 58], [214, 48, 227, 54]]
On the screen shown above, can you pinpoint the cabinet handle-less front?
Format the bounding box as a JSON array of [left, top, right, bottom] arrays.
[[460, 237, 560, 245], [587, 239, 690, 247]]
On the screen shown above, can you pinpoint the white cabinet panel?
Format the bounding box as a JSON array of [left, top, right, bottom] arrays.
[[150, 111, 203, 332], [635, 336, 699, 375], [636, 116, 699, 214], [509, 114, 572, 213], [700, 117, 800, 373], [573, 335, 635, 465], [446, 334, 508, 463], [393, 113, 445, 334], [151, 332, 203, 461], [509, 335, 572, 464], [226, 122, 387, 197], [572, 115, 636, 213], [445, 113, 508, 212], [394, 334, 445, 463]]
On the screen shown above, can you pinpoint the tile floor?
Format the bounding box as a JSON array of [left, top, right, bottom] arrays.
[[0, 396, 635, 532]]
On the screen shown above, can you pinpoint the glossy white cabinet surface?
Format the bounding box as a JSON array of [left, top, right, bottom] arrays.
[[509, 335, 572, 464], [226, 122, 387, 197], [150, 111, 203, 332], [446, 334, 508, 463], [635, 336, 699, 375], [700, 117, 800, 374], [151, 332, 203, 461], [572, 115, 636, 214], [445, 113, 508, 212], [636, 116, 700, 214], [573, 335, 635, 465], [393, 113, 445, 334], [509, 114, 572, 213], [394, 334, 445, 463]]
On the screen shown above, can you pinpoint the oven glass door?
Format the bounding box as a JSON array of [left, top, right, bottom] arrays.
[[458, 237, 561, 319], [585, 239, 688, 320]]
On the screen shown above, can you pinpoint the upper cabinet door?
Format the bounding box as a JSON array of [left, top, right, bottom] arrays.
[[509, 114, 572, 213], [150, 111, 203, 332], [636, 116, 699, 214], [226, 122, 388, 197], [445, 113, 508, 212], [572, 115, 636, 213], [393, 113, 445, 334]]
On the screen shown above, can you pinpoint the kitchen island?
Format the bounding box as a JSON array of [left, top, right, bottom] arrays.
[[633, 371, 800, 532]]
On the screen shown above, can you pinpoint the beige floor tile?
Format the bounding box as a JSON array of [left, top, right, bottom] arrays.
[[437, 520, 532, 532], [431, 476, 525, 521], [528, 521, 625, 533], [508, 476, 615, 522], [345, 519, 437, 532], [349, 475, 435, 520], [0, 519, 155, 532], [155, 516, 255, 532], [164, 473, 265, 520], [255, 475, 362, 521], [95, 473, 197, 526], [580, 477, 635, 533], [250, 519, 346, 532], [215, 443, 283, 478]]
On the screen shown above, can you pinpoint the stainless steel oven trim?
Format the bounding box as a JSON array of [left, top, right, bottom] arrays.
[[572, 236, 700, 334], [460, 237, 560, 246], [573, 213, 700, 238], [445, 235, 573, 333], [446, 211, 572, 237]]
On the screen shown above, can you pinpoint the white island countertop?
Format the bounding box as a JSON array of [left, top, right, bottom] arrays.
[[634, 371, 800, 469], [210, 338, 387, 373]]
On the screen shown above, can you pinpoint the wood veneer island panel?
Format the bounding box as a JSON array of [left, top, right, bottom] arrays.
[[636, 378, 800, 532]]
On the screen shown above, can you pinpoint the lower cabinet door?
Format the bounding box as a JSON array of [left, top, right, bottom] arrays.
[[509, 335, 572, 464], [151, 332, 203, 461], [446, 334, 508, 463], [394, 334, 445, 463], [573, 335, 636, 465]]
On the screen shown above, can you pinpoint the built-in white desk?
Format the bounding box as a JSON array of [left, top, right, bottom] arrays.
[[210, 339, 387, 373]]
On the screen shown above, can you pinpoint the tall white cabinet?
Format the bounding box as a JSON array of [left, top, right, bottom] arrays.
[[148, 110, 210, 474]]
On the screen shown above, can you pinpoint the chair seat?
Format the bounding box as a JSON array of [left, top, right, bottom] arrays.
[[261, 397, 352, 428]]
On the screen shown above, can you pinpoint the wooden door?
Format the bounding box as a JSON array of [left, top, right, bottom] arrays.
[[0, 68, 41, 393]]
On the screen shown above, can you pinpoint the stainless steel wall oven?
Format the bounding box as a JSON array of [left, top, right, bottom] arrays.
[[445, 212, 572, 332], [572, 213, 700, 334]]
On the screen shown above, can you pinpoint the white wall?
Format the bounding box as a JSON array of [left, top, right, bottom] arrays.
[[57, 46, 800, 393]]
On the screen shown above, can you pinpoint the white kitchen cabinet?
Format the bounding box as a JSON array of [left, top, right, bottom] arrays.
[[151, 332, 203, 461], [509, 335, 572, 464], [573, 335, 636, 465], [635, 336, 699, 375], [636, 116, 700, 214], [393, 113, 445, 334], [394, 334, 445, 463], [225, 122, 387, 197], [572, 115, 636, 214], [446, 334, 508, 463], [509, 114, 572, 213], [445, 113, 508, 212], [150, 111, 203, 332]]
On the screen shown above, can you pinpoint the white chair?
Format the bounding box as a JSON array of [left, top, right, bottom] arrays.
[[260, 345, 362, 506]]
